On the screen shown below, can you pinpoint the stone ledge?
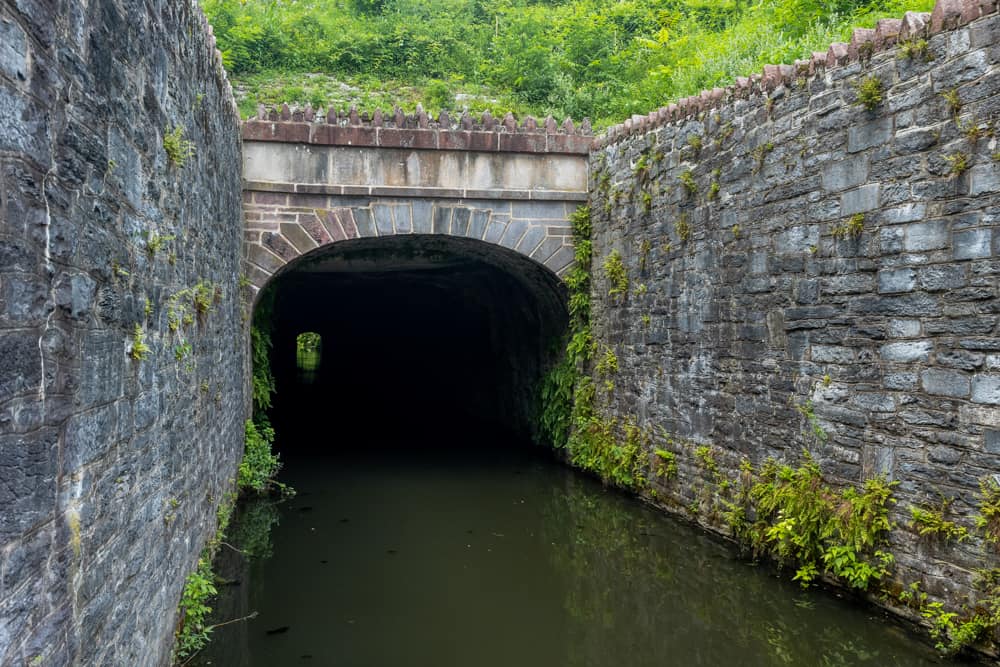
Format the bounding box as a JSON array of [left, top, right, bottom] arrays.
[[242, 118, 593, 155], [242, 180, 589, 201]]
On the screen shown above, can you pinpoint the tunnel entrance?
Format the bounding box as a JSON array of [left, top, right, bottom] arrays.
[[257, 235, 569, 455]]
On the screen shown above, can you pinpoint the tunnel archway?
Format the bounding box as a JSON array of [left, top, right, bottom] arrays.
[[253, 234, 569, 454]]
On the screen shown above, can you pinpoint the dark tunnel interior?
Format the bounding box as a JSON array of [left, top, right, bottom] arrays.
[[258, 235, 569, 456]]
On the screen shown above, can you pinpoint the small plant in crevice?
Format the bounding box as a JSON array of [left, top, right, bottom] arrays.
[[831, 213, 864, 240], [146, 231, 176, 257], [634, 283, 647, 297], [638, 239, 651, 272], [694, 445, 719, 476], [686, 134, 703, 154], [941, 88, 962, 117], [642, 190, 652, 213], [163, 125, 196, 167], [603, 249, 629, 298], [130, 324, 150, 361], [632, 152, 650, 179], [674, 213, 691, 243], [715, 122, 734, 149], [641, 313, 651, 328], [944, 151, 970, 177], [174, 341, 193, 361], [854, 75, 884, 112], [976, 477, 1000, 545], [959, 116, 993, 144], [731, 224, 741, 239], [751, 142, 774, 172], [653, 449, 677, 480], [679, 169, 697, 196], [793, 399, 827, 442], [897, 38, 931, 62], [909, 498, 970, 543], [595, 346, 619, 377]]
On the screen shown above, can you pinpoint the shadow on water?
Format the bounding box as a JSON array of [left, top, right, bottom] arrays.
[[197, 411, 964, 666]]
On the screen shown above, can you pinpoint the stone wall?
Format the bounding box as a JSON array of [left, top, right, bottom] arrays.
[[588, 0, 1000, 624], [241, 111, 591, 298], [0, 0, 244, 664]]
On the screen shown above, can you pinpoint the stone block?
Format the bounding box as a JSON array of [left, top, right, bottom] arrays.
[[841, 184, 880, 215], [953, 228, 992, 259], [986, 429, 1000, 455], [921, 368, 971, 398], [904, 220, 950, 251], [972, 375, 1000, 404], [918, 264, 967, 291], [969, 164, 1000, 195], [847, 117, 893, 153], [775, 225, 819, 254], [881, 203, 926, 225], [884, 371, 918, 390], [822, 154, 868, 191], [882, 340, 933, 362], [889, 319, 921, 338], [878, 267, 916, 293], [812, 344, 855, 363]]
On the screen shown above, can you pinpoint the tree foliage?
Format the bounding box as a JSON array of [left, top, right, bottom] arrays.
[[203, 0, 934, 126]]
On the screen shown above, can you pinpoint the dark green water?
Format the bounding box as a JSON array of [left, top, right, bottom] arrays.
[[201, 442, 960, 667]]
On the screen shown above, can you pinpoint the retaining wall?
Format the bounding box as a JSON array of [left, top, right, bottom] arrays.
[[588, 0, 1000, 629], [0, 0, 245, 663]]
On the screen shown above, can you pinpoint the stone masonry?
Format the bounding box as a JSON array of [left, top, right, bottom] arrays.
[[0, 0, 244, 664], [241, 109, 591, 297], [589, 0, 1000, 627]]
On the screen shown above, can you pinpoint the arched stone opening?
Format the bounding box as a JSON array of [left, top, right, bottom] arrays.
[[253, 234, 568, 454]]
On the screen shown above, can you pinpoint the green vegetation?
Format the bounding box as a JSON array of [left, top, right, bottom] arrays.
[[908, 499, 970, 543], [204, 0, 936, 126], [897, 37, 931, 61], [674, 213, 691, 243], [174, 556, 217, 661], [296, 331, 322, 371], [163, 126, 195, 167], [941, 88, 962, 116], [750, 141, 774, 171], [240, 419, 280, 493], [538, 206, 593, 449], [853, 75, 884, 111], [653, 449, 677, 479], [736, 454, 897, 590], [831, 213, 864, 240], [678, 169, 697, 196], [146, 231, 175, 257], [976, 477, 1000, 544], [944, 151, 970, 176], [130, 324, 150, 361], [602, 250, 628, 298]]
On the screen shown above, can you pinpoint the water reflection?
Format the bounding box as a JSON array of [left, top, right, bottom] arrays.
[[198, 444, 961, 667]]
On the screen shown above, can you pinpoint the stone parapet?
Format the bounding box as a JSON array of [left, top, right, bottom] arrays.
[[243, 106, 593, 155]]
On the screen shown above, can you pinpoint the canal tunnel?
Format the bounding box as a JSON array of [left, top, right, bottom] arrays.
[[258, 234, 569, 454]]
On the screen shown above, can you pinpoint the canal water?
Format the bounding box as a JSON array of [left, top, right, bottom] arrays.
[[199, 428, 963, 667]]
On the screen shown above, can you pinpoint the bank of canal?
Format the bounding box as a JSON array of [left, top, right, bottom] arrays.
[[197, 431, 965, 666]]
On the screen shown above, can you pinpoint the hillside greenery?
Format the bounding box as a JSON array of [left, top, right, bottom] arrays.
[[203, 0, 934, 127]]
